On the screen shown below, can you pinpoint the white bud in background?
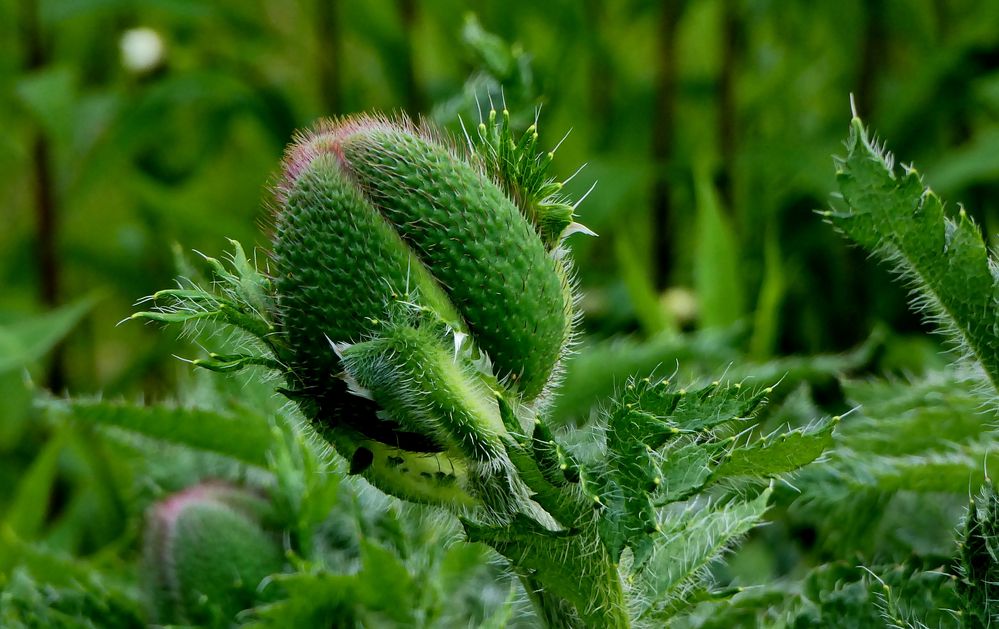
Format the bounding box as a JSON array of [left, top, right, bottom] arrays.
[[120, 27, 165, 73]]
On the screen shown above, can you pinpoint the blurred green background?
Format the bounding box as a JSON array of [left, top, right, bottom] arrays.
[[5, 0, 999, 405], [3, 1, 999, 624]]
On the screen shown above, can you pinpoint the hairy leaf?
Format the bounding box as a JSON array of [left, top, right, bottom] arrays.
[[958, 481, 999, 626], [463, 516, 630, 628], [712, 418, 837, 480], [831, 116, 999, 394], [634, 488, 771, 621]]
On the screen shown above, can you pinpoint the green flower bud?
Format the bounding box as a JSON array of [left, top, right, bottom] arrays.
[[271, 115, 576, 507], [274, 116, 571, 399], [143, 482, 284, 626]]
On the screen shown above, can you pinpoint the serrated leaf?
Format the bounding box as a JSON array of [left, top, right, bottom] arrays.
[[843, 374, 984, 420], [550, 328, 739, 424], [594, 377, 796, 565], [133, 240, 277, 348], [832, 116, 999, 394], [656, 442, 716, 504], [840, 391, 989, 457], [620, 379, 769, 443], [796, 373, 995, 518], [0, 530, 143, 628], [551, 328, 878, 425], [0, 567, 143, 629], [712, 418, 836, 479], [635, 488, 771, 620]]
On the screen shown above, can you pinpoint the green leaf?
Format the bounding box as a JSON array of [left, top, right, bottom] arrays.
[[838, 376, 990, 457], [749, 225, 786, 359], [267, 421, 341, 557], [694, 164, 744, 329], [589, 377, 791, 568], [15, 66, 77, 143], [655, 442, 717, 504], [463, 517, 630, 628], [0, 297, 96, 374], [550, 328, 739, 424], [246, 572, 358, 628], [619, 378, 770, 440], [476, 587, 518, 629], [0, 372, 34, 450], [435, 542, 495, 600], [131, 240, 277, 348], [926, 126, 999, 193], [551, 327, 878, 426], [2, 431, 66, 543], [772, 562, 959, 629], [0, 566, 143, 629], [796, 374, 994, 511], [831, 115, 999, 394], [615, 232, 676, 336], [43, 399, 273, 468], [357, 540, 417, 624], [712, 417, 837, 479], [461, 14, 515, 78], [635, 487, 772, 620], [805, 441, 998, 497], [958, 481, 999, 626]]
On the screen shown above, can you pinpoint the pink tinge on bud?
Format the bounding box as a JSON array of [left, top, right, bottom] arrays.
[[153, 483, 215, 525], [151, 480, 242, 527], [276, 115, 392, 203], [143, 481, 282, 625]]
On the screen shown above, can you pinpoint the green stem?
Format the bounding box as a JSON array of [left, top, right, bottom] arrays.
[[466, 515, 630, 628], [520, 574, 582, 629]]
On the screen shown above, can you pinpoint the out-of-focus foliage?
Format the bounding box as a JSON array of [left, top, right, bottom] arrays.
[[6, 0, 999, 393], [3, 0, 999, 626], [2, 353, 520, 627]]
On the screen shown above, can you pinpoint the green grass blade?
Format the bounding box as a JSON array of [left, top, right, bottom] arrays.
[[693, 164, 744, 329]]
